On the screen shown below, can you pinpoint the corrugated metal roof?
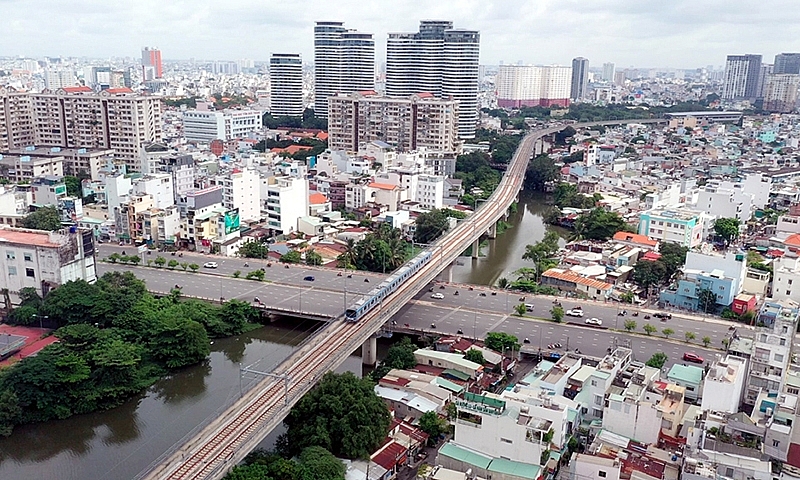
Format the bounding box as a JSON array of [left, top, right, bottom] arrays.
[[438, 442, 492, 469], [487, 458, 541, 479]]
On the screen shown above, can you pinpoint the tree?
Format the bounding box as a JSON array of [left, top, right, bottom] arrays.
[[643, 323, 657, 336], [180, 262, 189, 271], [554, 126, 577, 145], [573, 208, 629, 241], [414, 209, 451, 244], [623, 320, 637, 332], [524, 154, 559, 192], [238, 240, 270, 259], [148, 316, 210, 369], [550, 306, 564, 323], [662, 328, 675, 339], [280, 251, 302, 264], [154, 256, 167, 268], [298, 446, 345, 480], [305, 250, 323, 266], [188, 263, 199, 272], [514, 303, 527, 316], [167, 259, 179, 269], [497, 277, 509, 289], [127, 255, 141, 266], [279, 371, 390, 459], [697, 288, 717, 313], [233, 270, 241, 278], [337, 238, 357, 269], [633, 260, 667, 289], [685, 332, 696, 342], [21, 206, 62, 231], [108, 252, 121, 263], [0, 390, 20, 436], [372, 337, 418, 380], [702, 336, 711, 347], [620, 291, 635, 304], [63, 175, 82, 197], [485, 332, 519, 352], [418, 411, 447, 445], [522, 231, 561, 280], [714, 217, 741, 246], [645, 352, 668, 369], [464, 349, 485, 365]]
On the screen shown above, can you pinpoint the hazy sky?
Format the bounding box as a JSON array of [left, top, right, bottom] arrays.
[[3, 0, 800, 68]]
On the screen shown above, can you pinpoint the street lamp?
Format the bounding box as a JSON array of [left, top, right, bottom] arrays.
[[31, 314, 48, 330]]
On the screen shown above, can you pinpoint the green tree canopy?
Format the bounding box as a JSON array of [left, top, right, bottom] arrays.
[[464, 349, 485, 365], [280, 251, 302, 264], [21, 206, 62, 231], [305, 250, 323, 266], [714, 217, 741, 246], [372, 337, 418, 380], [485, 332, 519, 352], [238, 240, 270, 259], [646, 352, 668, 369], [524, 155, 559, 192], [573, 208, 629, 241], [298, 446, 345, 480], [279, 372, 391, 459]]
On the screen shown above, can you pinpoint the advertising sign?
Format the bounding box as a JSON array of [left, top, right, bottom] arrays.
[[224, 209, 240, 234]]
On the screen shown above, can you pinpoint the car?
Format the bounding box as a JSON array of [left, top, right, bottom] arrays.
[[547, 343, 563, 350], [566, 309, 584, 317], [683, 352, 704, 364], [303, 276, 315, 281], [585, 317, 603, 326], [653, 312, 672, 319], [525, 304, 535, 312], [430, 293, 445, 299], [203, 262, 218, 269]]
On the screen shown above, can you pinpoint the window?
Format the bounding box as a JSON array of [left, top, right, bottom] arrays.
[[5, 251, 15, 260], [8, 266, 17, 276], [773, 439, 781, 448], [25, 268, 35, 278], [780, 338, 787, 346], [23, 253, 32, 262], [500, 438, 512, 444], [775, 354, 784, 363], [599, 472, 607, 478], [790, 279, 794, 285], [591, 380, 597, 387]]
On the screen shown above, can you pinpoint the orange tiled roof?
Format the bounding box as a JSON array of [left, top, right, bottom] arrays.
[[62, 86, 93, 93], [613, 231, 659, 247], [106, 87, 134, 94], [309, 192, 328, 205], [542, 268, 614, 291], [369, 182, 398, 191]]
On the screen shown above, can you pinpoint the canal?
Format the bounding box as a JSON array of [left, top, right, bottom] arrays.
[[452, 190, 567, 286], [0, 191, 557, 479], [0, 320, 364, 480]]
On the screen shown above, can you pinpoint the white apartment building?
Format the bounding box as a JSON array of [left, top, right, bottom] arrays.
[[138, 205, 180, 244], [0, 226, 97, 297], [213, 168, 261, 223], [694, 184, 753, 223], [269, 53, 303, 118], [313, 21, 375, 118], [145, 154, 196, 201], [0, 152, 64, 182], [771, 256, 800, 303], [346, 183, 372, 211], [601, 364, 663, 444], [7, 146, 118, 181], [264, 176, 309, 234], [638, 208, 710, 248], [106, 173, 133, 215], [495, 65, 572, 109], [453, 390, 572, 464], [30, 176, 68, 206], [182, 109, 263, 143], [328, 92, 459, 154], [587, 347, 633, 419], [744, 301, 798, 406], [700, 355, 746, 414], [763, 73, 800, 113], [385, 21, 479, 138], [377, 168, 445, 211], [133, 173, 175, 210], [44, 69, 78, 90]]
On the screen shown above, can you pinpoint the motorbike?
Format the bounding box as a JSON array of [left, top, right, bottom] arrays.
[[267, 263, 272, 267], [285, 265, 290, 269], [364, 278, 370, 283], [254, 297, 261, 303], [439, 285, 446, 290], [178, 253, 183, 257], [632, 312, 639, 317], [457, 329, 463, 335], [147, 250, 151, 255], [491, 292, 497, 296], [430, 323, 437, 329], [404, 323, 410, 328], [480, 292, 487, 297], [338, 272, 343, 276], [171, 252, 176, 256], [469, 287, 474, 291], [244, 262, 249, 267], [174, 284, 180, 289], [728, 325, 736, 331], [454, 291, 459, 296], [644, 315, 651, 319], [428, 287, 434, 292]]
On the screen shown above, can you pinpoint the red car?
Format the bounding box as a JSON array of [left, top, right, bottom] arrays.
[[683, 352, 704, 364]]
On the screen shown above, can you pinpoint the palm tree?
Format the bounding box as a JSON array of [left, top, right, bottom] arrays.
[[338, 238, 357, 269], [497, 277, 510, 289]]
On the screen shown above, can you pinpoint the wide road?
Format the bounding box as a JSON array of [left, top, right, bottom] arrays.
[[99, 262, 743, 351]]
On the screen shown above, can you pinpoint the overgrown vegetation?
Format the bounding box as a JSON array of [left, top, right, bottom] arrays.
[[413, 208, 467, 244], [262, 108, 328, 131], [0, 272, 261, 436]]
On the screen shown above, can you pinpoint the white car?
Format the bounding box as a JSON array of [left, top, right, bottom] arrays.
[[203, 261, 218, 269], [566, 309, 584, 317], [585, 317, 602, 326], [430, 293, 445, 299]]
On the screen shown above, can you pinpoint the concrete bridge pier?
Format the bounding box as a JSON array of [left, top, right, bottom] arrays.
[[362, 336, 378, 366], [488, 222, 497, 239], [502, 212, 509, 222], [471, 238, 481, 259], [438, 263, 454, 283]]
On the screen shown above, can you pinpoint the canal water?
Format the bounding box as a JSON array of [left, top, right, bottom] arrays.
[[0, 320, 364, 480], [452, 190, 567, 286], [0, 191, 553, 479]]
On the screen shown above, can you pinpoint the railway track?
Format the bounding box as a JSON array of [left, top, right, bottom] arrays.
[[141, 119, 665, 480]]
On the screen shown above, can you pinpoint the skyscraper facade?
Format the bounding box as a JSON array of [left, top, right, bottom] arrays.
[[141, 47, 163, 80], [495, 65, 571, 108], [774, 53, 800, 75], [313, 21, 375, 118], [386, 21, 480, 139], [570, 57, 589, 101], [722, 54, 762, 101], [269, 53, 304, 117], [602, 62, 615, 82]]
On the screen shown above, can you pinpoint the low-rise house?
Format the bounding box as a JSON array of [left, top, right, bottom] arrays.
[[666, 364, 704, 403], [700, 356, 747, 414], [414, 350, 483, 381], [540, 268, 614, 300]]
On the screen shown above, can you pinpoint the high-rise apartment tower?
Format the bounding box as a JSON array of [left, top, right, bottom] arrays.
[[141, 47, 163, 80], [570, 57, 589, 101], [722, 54, 762, 101], [313, 21, 375, 118], [774, 53, 800, 75], [269, 53, 304, 117], [385, 20, 480, 139]]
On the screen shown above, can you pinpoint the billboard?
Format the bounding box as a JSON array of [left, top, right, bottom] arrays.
[[224, 209, 240, 234]]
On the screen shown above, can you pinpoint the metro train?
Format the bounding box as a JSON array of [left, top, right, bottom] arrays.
[[344, 250, 433, 322]]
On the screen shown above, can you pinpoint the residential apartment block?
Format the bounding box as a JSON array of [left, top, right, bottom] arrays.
[[182, 109, 262, 143], [638, 208, 709, 248], [327, 92, 459, 154], [495, 65, 572, 108]]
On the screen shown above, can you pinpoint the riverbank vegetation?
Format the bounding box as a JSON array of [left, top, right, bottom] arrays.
[[0, 272, 261, 436]]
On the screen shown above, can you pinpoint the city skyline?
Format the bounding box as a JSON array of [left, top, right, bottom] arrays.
[[2, 0, 800, 68]]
